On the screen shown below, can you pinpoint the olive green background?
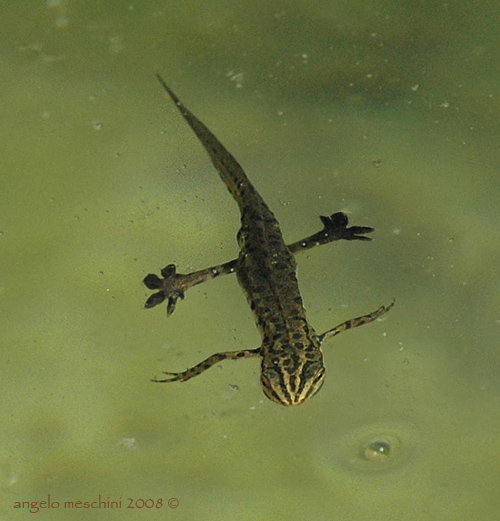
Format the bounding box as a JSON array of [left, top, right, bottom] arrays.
[[2, 1, 499, 520]]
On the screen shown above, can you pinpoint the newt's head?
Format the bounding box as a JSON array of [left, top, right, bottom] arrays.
[[260, 345, 325, 406]]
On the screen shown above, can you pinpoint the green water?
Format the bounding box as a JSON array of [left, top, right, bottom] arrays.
[[2, 1, 500, 520]]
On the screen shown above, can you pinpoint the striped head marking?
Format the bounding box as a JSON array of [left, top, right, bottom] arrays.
[[260, 346, 325, 406]]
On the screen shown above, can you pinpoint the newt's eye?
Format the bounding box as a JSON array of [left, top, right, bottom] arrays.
[[303, 362, 323, 380]]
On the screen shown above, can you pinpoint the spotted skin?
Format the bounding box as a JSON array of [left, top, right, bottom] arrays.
[[146, 75, 393, 406]]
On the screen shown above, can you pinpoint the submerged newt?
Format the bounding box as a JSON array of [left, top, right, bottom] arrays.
[[144, 75, 394, 406]]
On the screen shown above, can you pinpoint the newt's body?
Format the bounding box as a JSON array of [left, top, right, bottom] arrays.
[[144, 75, 393, 406]]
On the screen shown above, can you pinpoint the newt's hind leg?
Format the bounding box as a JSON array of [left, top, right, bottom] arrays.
[[318, 299, 395, 344], [151, 347, 260, 383], [288, 212, 373, 255], [144, 261, 237, 315], [144, 212, 373, 315]]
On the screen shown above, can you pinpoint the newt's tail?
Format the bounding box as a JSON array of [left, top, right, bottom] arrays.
[[156, 75, 264, 214]]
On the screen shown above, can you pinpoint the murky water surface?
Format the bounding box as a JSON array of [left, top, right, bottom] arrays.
[[2, 2, 499, 520]]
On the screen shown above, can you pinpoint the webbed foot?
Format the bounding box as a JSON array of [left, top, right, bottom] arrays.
[[143, 264, 185, 315], [319, 212, 373, 241]]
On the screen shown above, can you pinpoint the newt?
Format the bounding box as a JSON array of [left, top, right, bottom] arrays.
[[144, 75, 394, 406]]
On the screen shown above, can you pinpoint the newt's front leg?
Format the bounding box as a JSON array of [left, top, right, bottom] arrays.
[[144, 212, 373, 315], [151, 347, 260, 383], [318, 299, 395, 344]]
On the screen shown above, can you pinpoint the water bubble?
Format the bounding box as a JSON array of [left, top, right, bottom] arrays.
[[363, 440, 391, 461], [316, 422, 417, 476]]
